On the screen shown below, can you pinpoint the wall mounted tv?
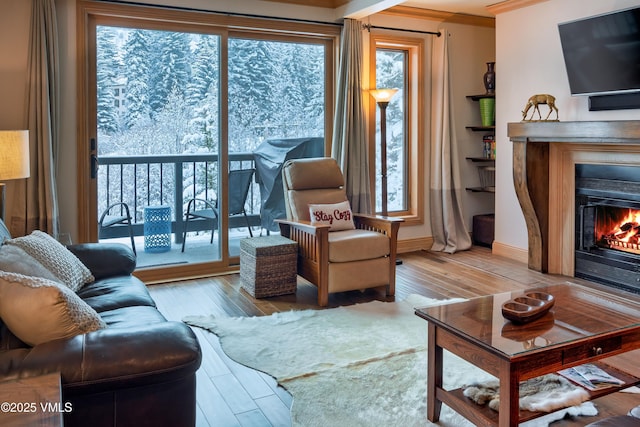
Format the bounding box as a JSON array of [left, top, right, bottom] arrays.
[[558, 7, 640, 110]]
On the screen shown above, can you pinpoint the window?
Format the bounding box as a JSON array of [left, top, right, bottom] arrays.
[[375, 48, 407, 212], [370, 36, 424, 223]]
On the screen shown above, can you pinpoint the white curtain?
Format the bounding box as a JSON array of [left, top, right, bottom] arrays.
[[9, 0, 60, 237], [429, 31, 471, 253], [331, 19, 371, 214]]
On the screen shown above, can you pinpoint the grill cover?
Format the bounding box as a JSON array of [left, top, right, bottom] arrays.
[[253, 137, 324, 231]]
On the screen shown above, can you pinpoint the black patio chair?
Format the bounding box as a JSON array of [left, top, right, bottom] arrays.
[[99, 202, 136, 255], [181, 168, 255, 252]]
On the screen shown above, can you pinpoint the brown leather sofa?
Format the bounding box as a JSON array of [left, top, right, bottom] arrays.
[[0, 222, 202, 427]]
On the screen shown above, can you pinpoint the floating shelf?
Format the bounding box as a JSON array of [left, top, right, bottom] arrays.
[[466, 94, 495, 101], [466, 157, 495, 162], [466, 186, 495, 193], [466, 125, 495, 132]]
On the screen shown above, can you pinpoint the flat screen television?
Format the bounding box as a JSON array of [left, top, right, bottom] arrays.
[[558, 7, 640, 97]]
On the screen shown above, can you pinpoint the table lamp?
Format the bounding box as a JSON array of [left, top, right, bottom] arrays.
[[0, 130, 30, 221]]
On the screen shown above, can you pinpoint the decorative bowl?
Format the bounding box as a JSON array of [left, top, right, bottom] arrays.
[[501, 292, 555, 324]]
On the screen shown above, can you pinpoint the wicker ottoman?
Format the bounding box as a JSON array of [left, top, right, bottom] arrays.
[[240, 236, 298, 298]]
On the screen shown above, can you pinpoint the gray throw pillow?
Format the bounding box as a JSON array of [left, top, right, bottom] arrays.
[[7, 231, 94, 292], [0, 244, 61, 283]]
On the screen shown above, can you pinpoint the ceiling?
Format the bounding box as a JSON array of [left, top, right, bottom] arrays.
[[261, 0, 497, 18], [403, 0, 495, 17]]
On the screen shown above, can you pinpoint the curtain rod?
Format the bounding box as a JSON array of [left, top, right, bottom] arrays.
[[98, 1, 441, 36], [364, 23, 441, 37]]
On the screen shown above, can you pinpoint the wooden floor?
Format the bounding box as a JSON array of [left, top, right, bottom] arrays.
[[148, 246, 640, 427]]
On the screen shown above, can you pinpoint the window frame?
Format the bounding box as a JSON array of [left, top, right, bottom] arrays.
[[369, 35, 424, 225]]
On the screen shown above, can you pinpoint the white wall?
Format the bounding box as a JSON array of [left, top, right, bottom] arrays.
[[494, 0, 640, 257]]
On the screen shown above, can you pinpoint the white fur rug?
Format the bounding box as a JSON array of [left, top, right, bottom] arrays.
[[184, 295, 597, 426]]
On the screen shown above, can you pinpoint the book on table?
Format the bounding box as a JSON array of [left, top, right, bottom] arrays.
[[558, 363, 625, 391]]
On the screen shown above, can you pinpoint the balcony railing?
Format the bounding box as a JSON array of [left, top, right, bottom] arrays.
[[98, 152, 261, 243]]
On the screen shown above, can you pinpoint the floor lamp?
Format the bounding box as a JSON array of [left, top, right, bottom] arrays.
[[370, 88, 398, 217], [0, 130, 30, 222]]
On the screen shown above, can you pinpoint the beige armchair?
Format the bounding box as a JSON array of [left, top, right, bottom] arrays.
[[276, 157, 402, 306]]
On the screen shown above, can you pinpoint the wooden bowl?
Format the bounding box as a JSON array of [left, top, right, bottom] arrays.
[[501, 292, 555, 324]]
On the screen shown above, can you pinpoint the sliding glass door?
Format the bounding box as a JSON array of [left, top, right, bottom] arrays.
[[96, 26, 225, 268], [80, 1, 335, 280]]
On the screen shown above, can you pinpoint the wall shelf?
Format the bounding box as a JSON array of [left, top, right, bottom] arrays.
[[466, 126, 495, 132], [466, 94, 495, 101], [466, 186, 495, 193], [466, 157, 495, 163], [465, 92, 496, 195]]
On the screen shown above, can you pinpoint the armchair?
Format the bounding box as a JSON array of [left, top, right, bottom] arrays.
[[277, 157, 402, 306]]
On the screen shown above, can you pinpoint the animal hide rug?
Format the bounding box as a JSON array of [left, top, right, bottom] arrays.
[[463, 374, 590, 412]]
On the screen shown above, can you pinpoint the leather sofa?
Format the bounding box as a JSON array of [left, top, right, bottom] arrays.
[[0, 222, 202, 427]]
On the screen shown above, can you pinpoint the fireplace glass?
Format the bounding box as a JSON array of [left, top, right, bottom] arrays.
[[575, 164, 640, 293], [595, 206, 640, 255]]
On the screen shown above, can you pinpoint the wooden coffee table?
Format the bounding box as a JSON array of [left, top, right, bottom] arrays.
[[415, 283, 640, 427]]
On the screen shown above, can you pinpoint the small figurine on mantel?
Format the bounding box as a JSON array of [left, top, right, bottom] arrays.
[[521, 94, 559, 121]]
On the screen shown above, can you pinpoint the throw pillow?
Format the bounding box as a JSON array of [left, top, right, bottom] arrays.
[[0, 244, 62, 283], [7, 231, 94, 292], [309, 201, 355, 231], [0, 271, 107, 346]]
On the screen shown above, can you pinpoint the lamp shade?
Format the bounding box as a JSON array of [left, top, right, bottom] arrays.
[[370, 88, 398, 104], [0, 130, 30, 181]]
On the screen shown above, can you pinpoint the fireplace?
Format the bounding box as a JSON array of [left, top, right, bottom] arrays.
[[507, 120, 640, 292], [575, 164, 640, 292]]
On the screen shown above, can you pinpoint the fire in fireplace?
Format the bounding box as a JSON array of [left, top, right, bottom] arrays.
[[596, 206, 640, 255], [575, 164, 640, 293]]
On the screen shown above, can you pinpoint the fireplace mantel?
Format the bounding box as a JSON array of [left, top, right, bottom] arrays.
[[507, 120, 640, 274]]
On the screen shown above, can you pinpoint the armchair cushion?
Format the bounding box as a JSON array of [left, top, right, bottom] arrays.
[[7, 231, 94, 291], [0, 271, 106, 346], [309, 201, 355, 231], [328, 229, 390, 262], [283, 157, 344, 190]]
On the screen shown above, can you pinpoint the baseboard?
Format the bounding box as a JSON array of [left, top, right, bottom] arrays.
[[397, 237, 433, 253], [492, 241, 528, 264]]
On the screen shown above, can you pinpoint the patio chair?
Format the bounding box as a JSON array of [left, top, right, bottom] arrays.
[[181, 168, 255, 252], [99, 202, 136, 255], [276, 157, 402, 306]]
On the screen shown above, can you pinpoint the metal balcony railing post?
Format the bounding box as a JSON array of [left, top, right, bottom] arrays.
[[174, 160, 184, 244]]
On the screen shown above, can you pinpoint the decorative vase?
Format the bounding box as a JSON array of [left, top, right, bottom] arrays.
[[483, 62, 495, 94]]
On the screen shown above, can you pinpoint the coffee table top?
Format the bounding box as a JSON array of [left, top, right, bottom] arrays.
[[415, 282, 640, 357]]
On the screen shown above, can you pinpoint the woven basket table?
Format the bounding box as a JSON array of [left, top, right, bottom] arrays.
[[240, 235, 298, 298]]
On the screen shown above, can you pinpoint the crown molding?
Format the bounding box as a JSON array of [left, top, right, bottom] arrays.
[[487, 0, 550, 15], [260, 0, 350, 7], [380, 5, 495, 28]]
